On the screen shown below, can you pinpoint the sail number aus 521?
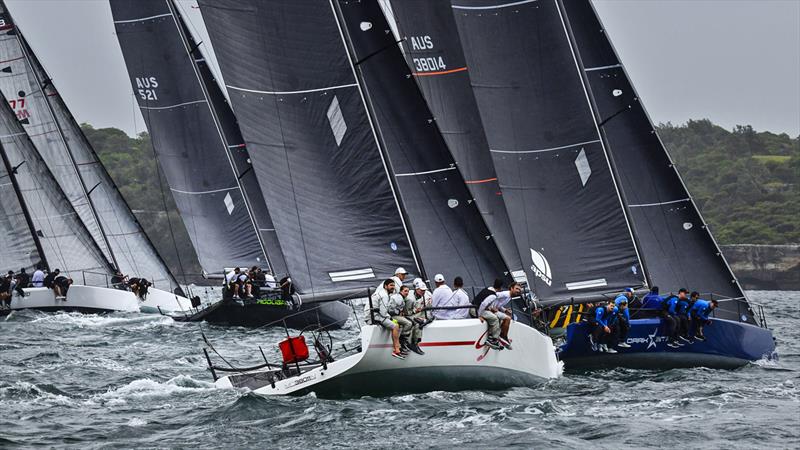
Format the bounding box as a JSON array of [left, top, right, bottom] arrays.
[[135, 76, 159, 101]]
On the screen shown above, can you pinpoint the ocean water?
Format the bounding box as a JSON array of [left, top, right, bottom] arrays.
[[1, 291, 797, 449]]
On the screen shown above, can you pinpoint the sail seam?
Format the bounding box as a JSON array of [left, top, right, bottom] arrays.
[[628, 198, 690, 208], [452, 0, 538, 10], [140, 99, 207, 110], [490, 139, 600, 154], [0, 132, 26, 139], [114, 13, 173, 24], [395, 166, 457, 177], [226, 83, 358, 95], [170, 186, 238, 195]]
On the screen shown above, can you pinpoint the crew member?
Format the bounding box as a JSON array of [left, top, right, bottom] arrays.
[[450, 277, 471, 319], [43, 269, 60, 290], [675, 290, 693, 342], [390, 285, 417, 354], [471, 279, 502, 318], [478, 282, 521, 350], [237, 269, 253, 299], [588, 301, 618, 353], [407, 278, 432, 352], [54, 275, 72, 299], [614, 288, 633, 348], [641, 286, 662, 309], [377, 267, 409, 295], [367, 279, 405, 360], [31, 265, 45, 288], [224, 268, 241, 299], [0, 272, 12, 309], [431, 274, 455, 320], [14, 268, 29, 295], [660, 292, 683, 348], [111, 269, 127, 290], [690, 298, 719, 341]]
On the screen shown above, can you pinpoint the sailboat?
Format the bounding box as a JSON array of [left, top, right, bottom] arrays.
[[385, 0, 775, 368], [0, 1, 189, 313], [196, 0, 560, 396]]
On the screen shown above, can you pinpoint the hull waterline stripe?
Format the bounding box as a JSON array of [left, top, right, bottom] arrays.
[[170, 186, 238, 195], [584, 64, 622, 72], [491, 139, 600, 154], [114, 13, 173, 24], [140, 99, 207, 110], [464, 177, 498, 184], [452, 0, 538, 10], [395, 166, 456, 177], [413, 67, 468, 77], [226, 83, 358, 95], [628, 198, 690, 208]]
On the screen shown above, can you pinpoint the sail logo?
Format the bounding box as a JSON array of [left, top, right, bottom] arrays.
[[135, 76, 159, 101], [530, 249, 552, 286]]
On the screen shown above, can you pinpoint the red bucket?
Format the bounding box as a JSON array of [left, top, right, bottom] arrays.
[[279, 336, 309, 364]]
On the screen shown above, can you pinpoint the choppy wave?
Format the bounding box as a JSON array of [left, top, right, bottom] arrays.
[[0, 290, 798, 448]]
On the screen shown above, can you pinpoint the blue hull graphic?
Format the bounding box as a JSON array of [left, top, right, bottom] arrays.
[[558, 318, 777, 370]]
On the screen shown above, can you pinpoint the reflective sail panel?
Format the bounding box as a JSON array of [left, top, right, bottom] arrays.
[[337, 0, 510, 289], [0, 92, 113, 285], [0, 127, 42, 274], [197, 0, 417, 295], [0, 2, 178, 289], [386, 0, 523, 276], [111, 0, 287, 277], [559, 0, 746, 305], [452, 0, 643, 299]]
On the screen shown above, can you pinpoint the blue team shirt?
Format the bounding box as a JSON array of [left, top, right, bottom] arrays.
[[676, 297, 691, 316], [614, 294, 631, 321], [642, 293, 662, 309], [690, 299, 713, 320], [595, 305, 619, 326], [664, 296, 679, 315]]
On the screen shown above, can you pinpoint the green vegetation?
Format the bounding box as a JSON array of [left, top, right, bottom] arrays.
[[82, 119, 799, 280], [82, 124, 204, 283], [659, 120, 799, 244]]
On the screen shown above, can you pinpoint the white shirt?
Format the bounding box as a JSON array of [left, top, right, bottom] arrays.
[[478, 290, 512, 316], [225, 270, 238, 284], [32, 270, 45, 287], [264, 273, 277, 288], [431, 284, 456, 319], [451, 288, 471, 319]]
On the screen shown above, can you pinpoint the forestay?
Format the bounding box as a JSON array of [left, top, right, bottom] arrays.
[[385, 0, 523, 278], [451, 0, 644, 300], [335, 0, 510, 289], [111, 0, 287, 277], [197, 0, 417, 295], [557, 0, 750, 320], [0, 2, 178, 289], [0, 92, 113, 286]]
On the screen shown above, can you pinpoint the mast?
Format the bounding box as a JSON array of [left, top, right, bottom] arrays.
[[0, 142, 48, 271], [165, 0, 272, 271], [8, 13, 119, 271], [553, 0, 650, 287], [327, 0, 425, 280]]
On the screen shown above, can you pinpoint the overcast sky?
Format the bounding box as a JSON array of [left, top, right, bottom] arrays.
[[7, 0, 800, 137]]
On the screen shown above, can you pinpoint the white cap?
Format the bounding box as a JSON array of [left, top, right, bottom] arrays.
[[434, 273, 445, 283], [413, 278, 427, 290], [394, 267, 408, 275]]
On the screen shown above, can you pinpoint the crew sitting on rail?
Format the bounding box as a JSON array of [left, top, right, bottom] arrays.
[[128, 277, 152, 299], [249, 266, 265, 297], [588, 301, 618, 353], [641, 286, 662, 309], [14, 268, 29, 296], [471, 278, 502, 318], [477, 282, 520, 350], [391, 285, 423, 355], [659, 291, 683, 348], [237, 269, 254, 299], [31, 265, 45, 288], [614, 288, 633, 348], [367, 279, 406, 360], [407, 278, 432, 352], [449, 277, 472, 319], [43, 268, 59, 291], [0, 271, 12, 309], [377, 267, 409, 296], [674, 290, 693, 343], [224, 267, 241, 298], [430, 274, 454, 320], [690, 297, 718, 341], [111, 269, 128, 290], [53, 275, 72, 299]]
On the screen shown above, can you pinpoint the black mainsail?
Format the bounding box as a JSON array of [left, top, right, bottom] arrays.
[[335, 0, 509, 288], [557, 0, 750, 319], [0, 91, 114, 285], [451, 0, 644, 300], [0, 2, 178, 289], [197, 0, 418, 296], [384, 0, 523, 279], [111, 0, 287, 277]]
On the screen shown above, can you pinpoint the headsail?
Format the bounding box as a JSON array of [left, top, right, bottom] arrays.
[[335, 0, 510, 289], [558, 0, 749, 319], [197, 0, 418, 295], [0, 2, 178, 289], [111, 0, 287, 277], [451, 0, 644, 300], [384, 0, 523, 278], [0, 91, 114, 285]]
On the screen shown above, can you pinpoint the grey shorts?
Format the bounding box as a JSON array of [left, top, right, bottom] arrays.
[[495, 311, 509, 321]]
